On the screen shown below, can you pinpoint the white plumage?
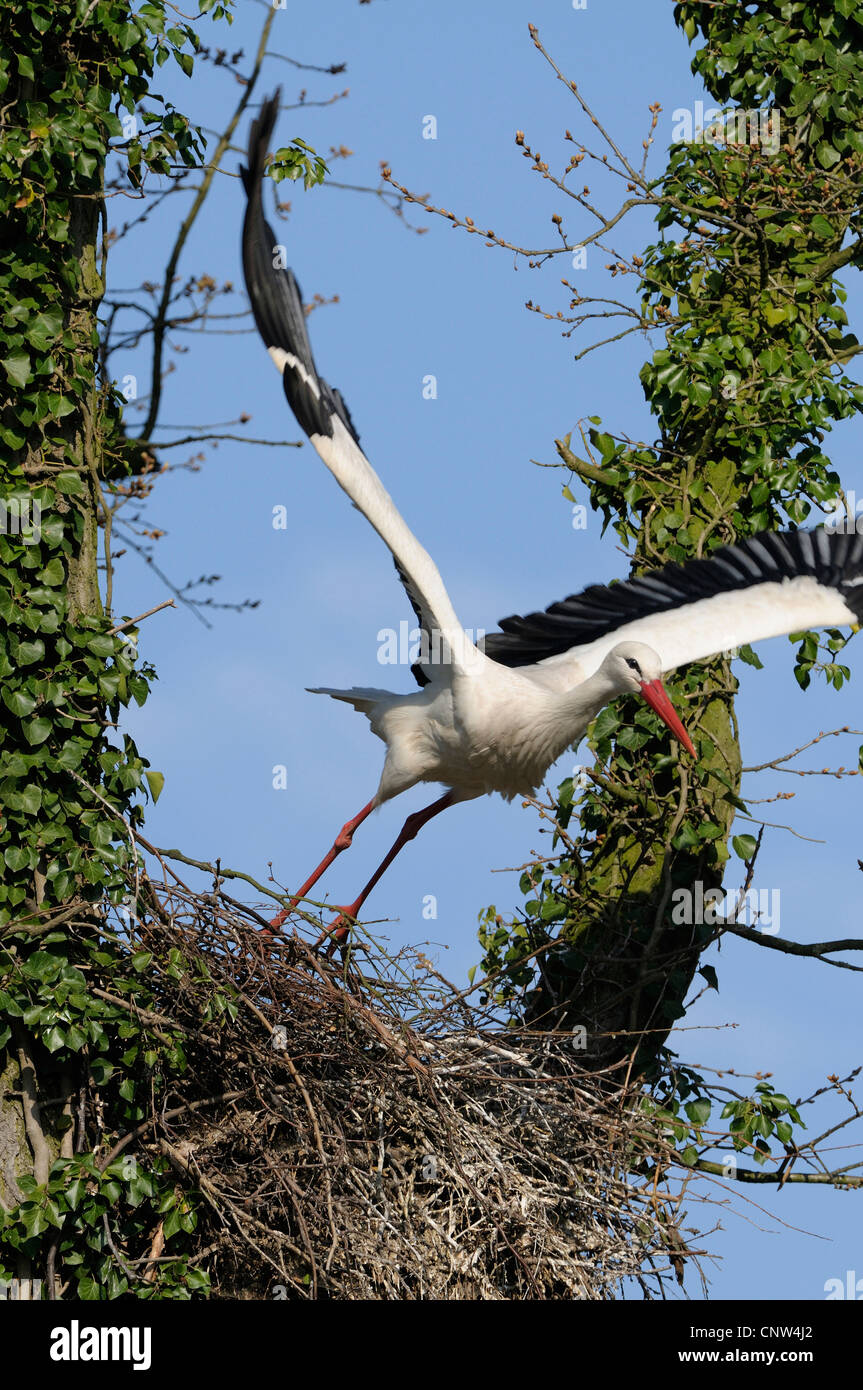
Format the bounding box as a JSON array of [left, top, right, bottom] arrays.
[[309, 642, 678, 806], [241, 94, 862, 939]]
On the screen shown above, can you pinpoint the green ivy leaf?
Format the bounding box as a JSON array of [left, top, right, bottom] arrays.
[[17, 640, 45, 665], [672, 822, 699, 850], [55, 471, 85, 496], [592, 707, 619, 740], [26, 306, 63, 350], [736, 644, 763, 669], [145, 769, 165, 802], [24, 716, 52, 746], [685, 1098, 712, 1126], [38, 557, 65, 586], [2, 353, 31, 387], [3, 688, 36, 717], [732, 834, 758, 860], [20, 785, 42, 815]]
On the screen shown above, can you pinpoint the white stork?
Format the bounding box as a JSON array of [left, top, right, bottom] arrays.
[[241, 94, 863, 941]]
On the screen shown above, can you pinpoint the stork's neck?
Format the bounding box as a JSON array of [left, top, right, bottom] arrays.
[[555, 663, 624, 737]]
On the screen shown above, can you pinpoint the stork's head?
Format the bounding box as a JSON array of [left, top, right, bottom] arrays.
[[604, 641, 695, 757]]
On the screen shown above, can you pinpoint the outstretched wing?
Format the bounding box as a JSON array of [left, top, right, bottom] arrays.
[[482, 529, 863, 689], [241, 93, 482, 681]]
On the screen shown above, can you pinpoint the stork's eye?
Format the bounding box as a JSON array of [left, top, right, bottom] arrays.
[[625, 657, 641, 673]]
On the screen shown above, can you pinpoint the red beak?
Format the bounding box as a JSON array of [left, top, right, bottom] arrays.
[[639, 679, 696, 758]]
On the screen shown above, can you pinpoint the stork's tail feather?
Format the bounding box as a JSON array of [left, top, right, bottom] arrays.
[[306, 686, 395, 715]]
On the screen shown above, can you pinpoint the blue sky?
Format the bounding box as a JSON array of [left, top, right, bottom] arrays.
[[108, 0, 862, 1299]]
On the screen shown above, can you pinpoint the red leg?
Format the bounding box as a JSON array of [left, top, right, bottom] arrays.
[[266, 798, 375, 935], [322, 789, 457, 947]]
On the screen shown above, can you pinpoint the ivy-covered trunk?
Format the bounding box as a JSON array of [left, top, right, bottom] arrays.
[[0, 0, 190, 1298], [484, 1, 863, 1073]]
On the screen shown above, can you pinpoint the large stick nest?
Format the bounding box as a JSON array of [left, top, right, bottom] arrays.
[[92, 853, 699, 1300]]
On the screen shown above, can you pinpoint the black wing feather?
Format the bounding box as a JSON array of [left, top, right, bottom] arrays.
[[240, 91, 361, 447], [243, 95, 428, 687], [482, 529, 863, 668], [393, 557, 433, 687]]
